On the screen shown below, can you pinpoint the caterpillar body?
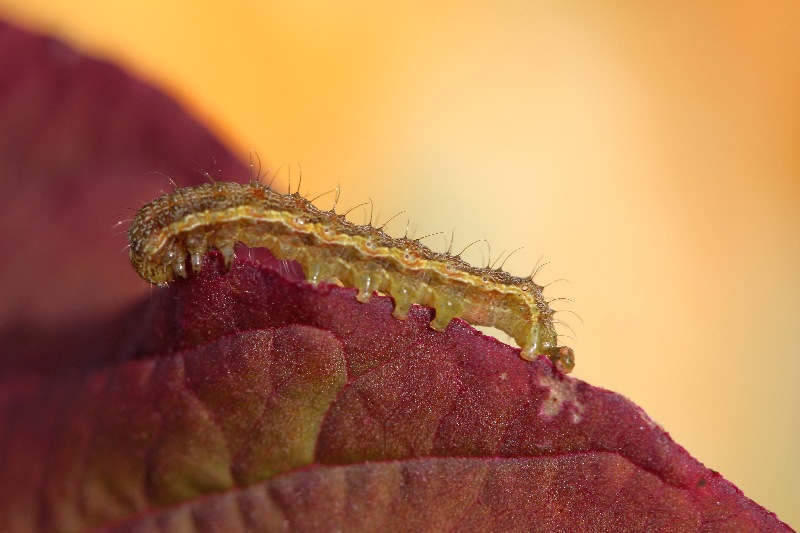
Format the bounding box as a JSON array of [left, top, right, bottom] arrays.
[[127, 181, 575, 373]]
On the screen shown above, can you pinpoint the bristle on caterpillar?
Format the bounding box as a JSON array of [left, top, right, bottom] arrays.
[[127, 181, 575, 373]]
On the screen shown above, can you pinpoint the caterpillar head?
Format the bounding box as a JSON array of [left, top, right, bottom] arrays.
[[546, 346, 575, 374]]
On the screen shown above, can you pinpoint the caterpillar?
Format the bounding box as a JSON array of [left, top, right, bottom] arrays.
[[127, 181, 575, 373]]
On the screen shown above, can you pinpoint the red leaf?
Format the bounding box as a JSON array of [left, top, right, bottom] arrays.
[[0, 18, 247, 350], [0, 19, 791, 533]]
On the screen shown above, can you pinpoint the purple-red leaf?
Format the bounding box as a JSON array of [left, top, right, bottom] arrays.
[[0, 19, 791, 533], [0, 18, 246, 348]]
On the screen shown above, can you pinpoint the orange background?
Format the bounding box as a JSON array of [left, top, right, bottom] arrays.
[[2, 1, 798, 527]]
